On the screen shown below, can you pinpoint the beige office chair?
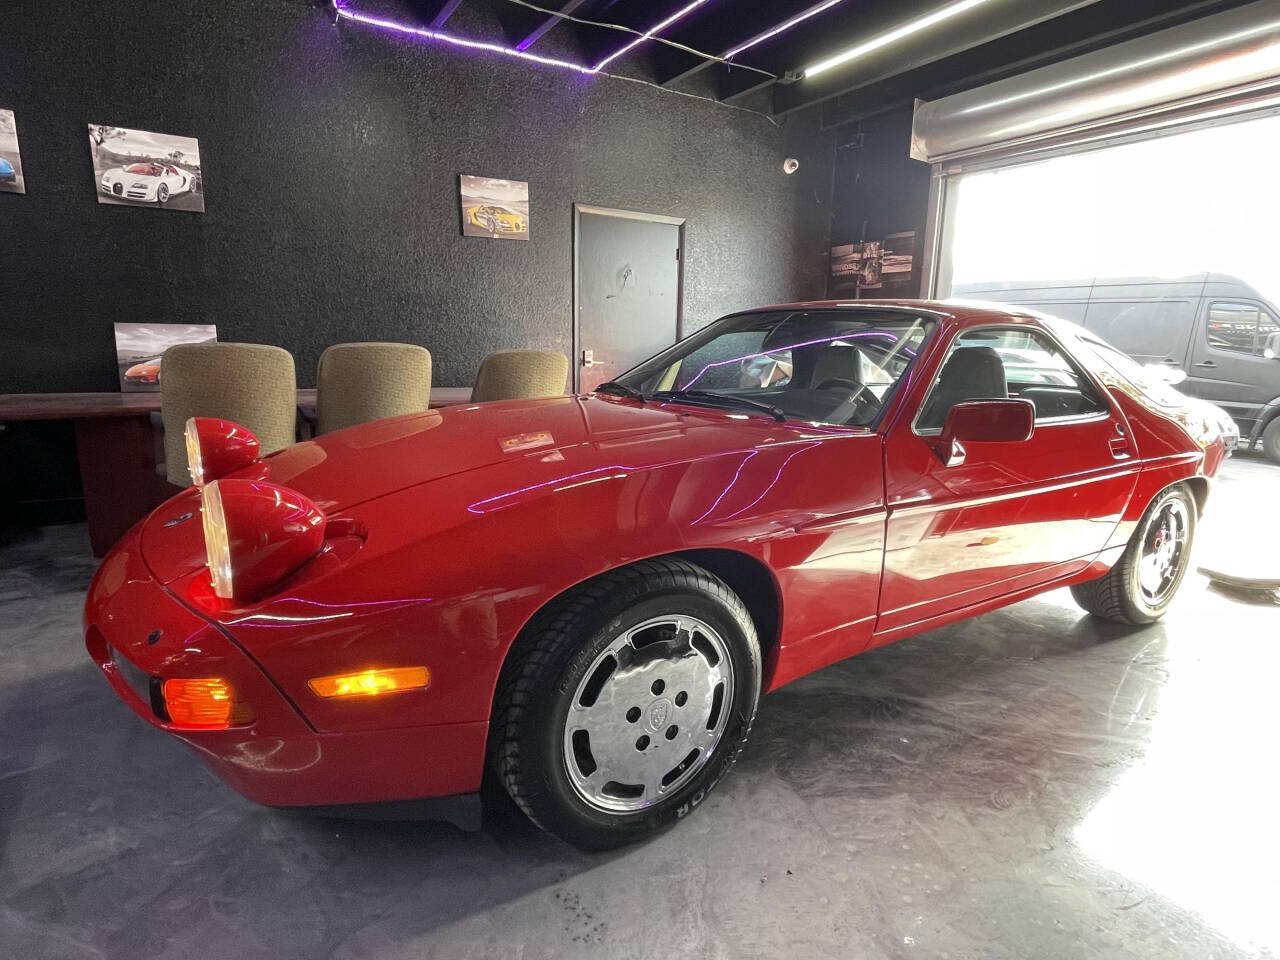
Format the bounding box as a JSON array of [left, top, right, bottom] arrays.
[[470, 350, 569, 403], [160, 342, 297, 486], [316, 342, 432, 435]]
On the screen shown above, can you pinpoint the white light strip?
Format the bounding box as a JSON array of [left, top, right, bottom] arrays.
[[593, 0, 713, 72], [724, 0, 844, 60], [803, 0, 994, 78], [334, 2, 597, 74]]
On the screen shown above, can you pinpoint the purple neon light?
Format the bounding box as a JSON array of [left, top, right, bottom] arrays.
[[721, 441, 820, 520], [691, 449, 759, 525], [723, 0, 844, 60], [333, 1, 597, 74], [592, 0, 714, 72]]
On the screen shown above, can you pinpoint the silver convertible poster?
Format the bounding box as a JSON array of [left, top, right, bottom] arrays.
[[88, 124, 204, 212]]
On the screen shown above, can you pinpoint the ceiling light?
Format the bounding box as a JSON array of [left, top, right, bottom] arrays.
[[803, 0, 994, 78], [333, 1, 597, 74]]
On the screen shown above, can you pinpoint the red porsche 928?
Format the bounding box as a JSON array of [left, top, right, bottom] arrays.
[[85, 301, 1224, 849]]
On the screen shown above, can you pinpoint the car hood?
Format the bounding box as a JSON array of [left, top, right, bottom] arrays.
[[139, 394, 812, 584]]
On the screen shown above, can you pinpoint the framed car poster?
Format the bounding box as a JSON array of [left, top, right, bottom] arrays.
[[114, 322, 217, 392], [89, 124, 204, 212], [460, 175, 529, 240]]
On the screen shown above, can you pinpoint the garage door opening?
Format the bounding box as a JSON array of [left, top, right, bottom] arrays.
[[938, 112, 1280, 453]]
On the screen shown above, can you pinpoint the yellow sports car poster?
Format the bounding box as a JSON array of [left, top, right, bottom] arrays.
[[460, 175, 529, 241]]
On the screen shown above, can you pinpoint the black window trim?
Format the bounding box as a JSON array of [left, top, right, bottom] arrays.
[[911, 322, 1115, 437]]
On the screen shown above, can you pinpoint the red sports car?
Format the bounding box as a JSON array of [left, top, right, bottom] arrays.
[[84, 302, 1224, 849], [123, 357, 162, 385]]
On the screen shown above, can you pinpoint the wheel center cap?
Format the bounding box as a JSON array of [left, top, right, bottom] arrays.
[[646, 698, 672, 733]]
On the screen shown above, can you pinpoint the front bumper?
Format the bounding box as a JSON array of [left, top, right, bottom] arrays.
[[84, 526, 488, 808]]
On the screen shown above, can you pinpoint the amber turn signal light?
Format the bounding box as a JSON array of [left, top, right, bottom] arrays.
[[162, 677, 252, 729], [307, 666, 431, 699]]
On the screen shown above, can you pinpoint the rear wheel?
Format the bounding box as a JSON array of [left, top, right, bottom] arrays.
[[1262, 418, 1280, 465], [1070, 484, 1196, 624], [492, 558, 761, 850]]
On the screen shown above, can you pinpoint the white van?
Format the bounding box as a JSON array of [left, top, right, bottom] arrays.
[[951, 273, 1280, 462]]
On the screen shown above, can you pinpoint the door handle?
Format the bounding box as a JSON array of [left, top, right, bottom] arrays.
[[1159, 358, 1180, 365], [1194, 360, 1218, 368], [1109, 436, 1131, 459], [581, 349, 600, 368]]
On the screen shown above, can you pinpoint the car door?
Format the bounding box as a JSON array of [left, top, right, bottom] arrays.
[[1184, 299, 1280, 429], [875, 322, 1137, 639]]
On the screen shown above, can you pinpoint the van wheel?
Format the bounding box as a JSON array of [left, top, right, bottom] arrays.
[[1263, 418, 1280, 465], [1070, 485, 1196, 625]]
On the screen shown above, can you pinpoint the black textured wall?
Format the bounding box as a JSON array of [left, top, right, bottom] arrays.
[[0, 0, 835, 393]]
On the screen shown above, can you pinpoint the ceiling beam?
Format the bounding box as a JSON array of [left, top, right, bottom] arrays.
[[515, 0, 592, 51], [428, 0, 466, 29]]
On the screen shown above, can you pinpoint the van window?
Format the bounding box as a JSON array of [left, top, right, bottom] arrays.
[[916, 327, 1107, 431], [1206, 302, 1280, 356], [1082, 299, 1193, 361]]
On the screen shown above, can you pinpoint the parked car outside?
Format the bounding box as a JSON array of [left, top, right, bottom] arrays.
[[952, 273, 1280, 461]]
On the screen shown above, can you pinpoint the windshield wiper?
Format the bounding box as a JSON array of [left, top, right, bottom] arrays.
[[651, 389, 786, 421], [595, 381, 645, 402]]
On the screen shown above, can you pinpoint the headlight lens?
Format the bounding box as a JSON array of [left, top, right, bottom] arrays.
[[185, 417, 260, 486], [200, 481, 234, 598], [199, 479, 326, 602]]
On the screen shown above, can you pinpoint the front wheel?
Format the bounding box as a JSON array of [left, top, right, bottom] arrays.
[[1070, 484, 1196, 624], [1262, 417, 1280, 465], [156, 183, 169, 204], [492, 558, 761, 850]]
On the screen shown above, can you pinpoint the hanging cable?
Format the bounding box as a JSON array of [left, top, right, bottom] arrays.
[[497, 0, 779, 80]]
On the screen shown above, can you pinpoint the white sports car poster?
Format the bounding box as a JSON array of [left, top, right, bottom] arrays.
[[88, 124, 204, 212]]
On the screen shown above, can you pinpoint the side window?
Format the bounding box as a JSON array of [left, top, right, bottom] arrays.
[[1206, 302, 1278, 356], [916, 327, 1106, 432]]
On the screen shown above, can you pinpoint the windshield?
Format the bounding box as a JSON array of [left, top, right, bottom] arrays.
[[614, 309, 934, 427]]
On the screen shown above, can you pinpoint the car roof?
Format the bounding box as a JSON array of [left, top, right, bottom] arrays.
[[733, 298, 1043, 327]]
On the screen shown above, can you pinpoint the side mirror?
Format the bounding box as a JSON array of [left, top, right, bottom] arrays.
[[931, 399, 1036, 466]]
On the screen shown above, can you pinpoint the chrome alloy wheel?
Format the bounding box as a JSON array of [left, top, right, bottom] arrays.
[[562, 615, 734, 813], [1138, 498, 1191, 605]]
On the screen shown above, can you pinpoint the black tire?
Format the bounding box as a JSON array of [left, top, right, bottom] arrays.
[[1070, 484, 1197, 625], [492, 557, 761, 850], [1263, 418, 1280, 465]]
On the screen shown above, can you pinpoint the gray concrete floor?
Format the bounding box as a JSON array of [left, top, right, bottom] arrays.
[[2, 454, 1278, 960]]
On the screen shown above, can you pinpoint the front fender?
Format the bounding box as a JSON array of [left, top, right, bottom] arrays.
[[197, 428, 884, 733]]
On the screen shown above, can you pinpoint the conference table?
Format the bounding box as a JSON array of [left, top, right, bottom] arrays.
[[0, 387, 472, 556]]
